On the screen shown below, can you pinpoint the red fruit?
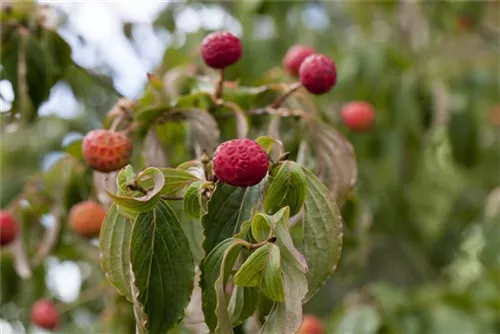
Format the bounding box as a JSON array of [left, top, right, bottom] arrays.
[[283, 45, 315, 76], [82, 129, 133, 173], [213, 139, 269, 187], [201, 31, 242, 69], [341, 101, 376, 132], [31, 299, 59, 330], [0, 211, 18, 246], [299, 54, 337, 95], [299, 315, 324, 334], [69, 200, 107, 238]]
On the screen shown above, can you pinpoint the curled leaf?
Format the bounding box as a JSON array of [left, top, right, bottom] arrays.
[[107, 167, 165, 213]]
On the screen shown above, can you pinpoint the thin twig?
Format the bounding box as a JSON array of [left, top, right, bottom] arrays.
[[57, 284, 109, 315], [214, 69, 225, 100], [31, 207, 64, 267], [271, 82, 302, 109]]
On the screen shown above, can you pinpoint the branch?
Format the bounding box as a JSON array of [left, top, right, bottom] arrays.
[[31, 207, 64, 267]]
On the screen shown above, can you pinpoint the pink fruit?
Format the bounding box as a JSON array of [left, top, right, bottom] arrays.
[[31, 299, 59, 330], [283, 45, 315, 76], [213, 139, 269, 187], [82, 129, 133, 173], [341, 101, 376, 132], [0, 211, 18, 246], [201, 31, 242, 69], [299, 54, 337, 95]]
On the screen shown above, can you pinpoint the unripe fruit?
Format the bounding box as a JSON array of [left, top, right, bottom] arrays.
[[299, 315, 324, 334], [201, 31, 242, 69], [283, 45, 315, 76], [0, 211, 18, 246], [299, 54, 337, 95], [69, 200, 106, 238], [82, 129, 133, 173], [31, 299, 59, 330], [341, 101, 376, 132], [213, 139, 269, 187]]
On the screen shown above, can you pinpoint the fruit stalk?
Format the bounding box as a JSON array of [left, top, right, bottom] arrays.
[[271, 82, 302, 109]]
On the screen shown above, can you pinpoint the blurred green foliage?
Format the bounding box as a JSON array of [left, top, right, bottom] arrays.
[[1, 1, 499, 333]]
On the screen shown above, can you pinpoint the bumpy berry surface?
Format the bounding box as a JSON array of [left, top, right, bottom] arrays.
[[283, 45, 315, 76], [299, 54, 337, 95], [82, 129, 133, 173], [0, 211, 18, 246], [299, 315, 325, 334], [213, 139, 269, 187], [341, 101, 376, 131], [201, 31, 242, 69], [69, 200, 107, 238], [31, 299, 59, 330]]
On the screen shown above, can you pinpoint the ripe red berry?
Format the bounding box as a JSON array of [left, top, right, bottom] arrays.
[[0, 211, 18, 246], [299, 315, 324, 334], [31, 299, 59, 330], [299, 54, 337, 95], [213, 139, 269, 187], [82, 129, 133, 173], [341, 101, 376, 132], [283, 45, 315, 76], [69, 200, 107, 238], [201, 31, 242, 69]]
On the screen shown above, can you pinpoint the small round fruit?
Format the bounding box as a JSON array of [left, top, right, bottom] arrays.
[[341, 101, 376, 132], [201, 31, 242, 69], [69, 201, 107, 238], [299, 315, 324, 334], [283, 45, 315, 76], [299, 54, 337, 95], [213, 139, 269, 187], [31, 299, 59, 330], [82, 129, 133, 173], [0, 211, 18, 246]]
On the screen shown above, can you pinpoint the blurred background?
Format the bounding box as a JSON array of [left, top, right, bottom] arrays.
[[1, 0, 499, 333]]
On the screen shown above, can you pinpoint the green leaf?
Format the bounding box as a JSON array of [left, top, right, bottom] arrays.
[[264, 161, 307, 217], [130, 200, 194, 333], [228, 286, 259, 327], [333, 305, 381, 334], [234, 243, 272, 287], [202, 180, 266, 254], [107, 167, 165, 213], [302, 167, 343, 301], [159, 168, 200, 196], [200, 238, 248, 333], [272, 208, 308, 273], [99, 204, 134, 302], [251, 214, 272, 242], [116, 165, 136, 195], [255, 136, 282, 155], [261, 244, 284, 302], [183, 181, 203, 219], [259, 250, 308, 334]]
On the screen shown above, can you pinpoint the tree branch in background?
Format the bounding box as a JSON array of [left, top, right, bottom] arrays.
[[31, 207, 64, 268]]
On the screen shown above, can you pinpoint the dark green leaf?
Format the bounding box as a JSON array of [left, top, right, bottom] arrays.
[[264, 161, 307, 216], [302, 167, 343, 301], [234, 243, 271, 287], [202, 180, 266, 254], [99, 204, 134, 301], [130, 200, 194, 333]]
